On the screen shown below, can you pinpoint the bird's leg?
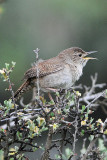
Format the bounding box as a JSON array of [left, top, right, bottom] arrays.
[[31, 87, 45, 106], [48, 92, 54, 102], [32, 87, 37, 101], [46, 87, 58, 102], [46, 87, 59, 92]]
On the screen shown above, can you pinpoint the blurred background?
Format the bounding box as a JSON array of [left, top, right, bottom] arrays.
[[0, 0, 107, 159], [0, 0, 107, 102]]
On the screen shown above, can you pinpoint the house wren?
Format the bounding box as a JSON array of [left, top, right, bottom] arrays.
[[14, 47, 97, 100]]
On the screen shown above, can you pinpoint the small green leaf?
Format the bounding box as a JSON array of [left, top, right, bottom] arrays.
[[80, 115, 84, 120], [90, 117, 94, 123], [17, 131, 22, 140], [32, 147, 38, 152], [9, 158, 14, 160], [65, 148, 73, 158], [81, 129, 85, 136], [0, 149, 4, 160], [50, 112, 54, 117], [88, 135, 94, 141], [81, 105, 85, 113], [49, 100, 55, 105], [11, 61, 16, 67], [4, 99, 14, 109], [14, 146, 19, 152], [55, 154, 61, 159], [56, 91, 59, 97], [98, 138, 106, 152], [87, 107, 89, 114], [5, 63, 9, 70], [0, 105, 3, 109], [65, 91, 71, 99], [81, 148, 86, 155], [41, 126, 48, 132]]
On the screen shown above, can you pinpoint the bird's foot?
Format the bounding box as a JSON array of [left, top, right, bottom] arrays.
[[46, 87, 59, 92]]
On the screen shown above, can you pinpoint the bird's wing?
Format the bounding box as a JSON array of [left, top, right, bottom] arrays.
[[24, 56, 64, 79]]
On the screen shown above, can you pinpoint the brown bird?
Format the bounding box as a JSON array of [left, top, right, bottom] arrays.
[[14, 47, 97, 100]]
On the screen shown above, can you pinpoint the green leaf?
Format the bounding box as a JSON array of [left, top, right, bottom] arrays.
[[65, 91, 71, 99], [91, 123, 95, 131], [17, 131, 22, 140], [98, 138, 106, 152], [87, 107, 89, 114], [41, 126, 48, 132], [81, 148, 86, 155], [90, 117, 94, 123], [65, 148, 73, 158], [0, 105, 3, 109], [14, 146, 19, 152], [5, 63, 9, 70], [80, 115, 84, 120], [88, 135, 94, 141], [81, 105, 85, 113], [32, 147, 38, 152], [50, 112, 54, 117], [81, 129, 85, 136], [56, 91, 59, 97], [11, 61, 16, 67], [0, 150, 4, 160], [55, 154, 61, 159], [71, 94, 75, 101], [4, 99, 14, 110], [48, 100, 54, 105]]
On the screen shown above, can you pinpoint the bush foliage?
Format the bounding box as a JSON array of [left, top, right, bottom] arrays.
[[0, 61, 107, 160]]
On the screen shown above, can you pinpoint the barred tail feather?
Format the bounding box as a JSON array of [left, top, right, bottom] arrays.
[[14, 80, 31, 100]]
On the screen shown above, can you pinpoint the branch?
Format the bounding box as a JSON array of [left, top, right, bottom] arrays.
[[85, 89, 106, 109], [41, 126, 53, 160], [81, 137, 98, 160]]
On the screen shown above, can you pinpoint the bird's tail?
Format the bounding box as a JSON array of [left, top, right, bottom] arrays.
[[13, 80, 31, 100]]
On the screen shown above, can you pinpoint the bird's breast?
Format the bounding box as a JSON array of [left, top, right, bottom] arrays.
[[71, 64, 83, 83], [39, 64, 73, 91]]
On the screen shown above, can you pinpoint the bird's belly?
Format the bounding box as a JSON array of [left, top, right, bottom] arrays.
[[39, 66, 73, 91]]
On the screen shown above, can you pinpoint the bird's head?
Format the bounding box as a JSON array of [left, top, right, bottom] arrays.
[[61, 47, 97, 67]]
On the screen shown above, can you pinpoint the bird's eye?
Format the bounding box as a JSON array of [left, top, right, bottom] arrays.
[[79, 54, 82, 57]]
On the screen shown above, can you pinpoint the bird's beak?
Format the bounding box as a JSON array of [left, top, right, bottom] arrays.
[[83, 51, 97, 60]]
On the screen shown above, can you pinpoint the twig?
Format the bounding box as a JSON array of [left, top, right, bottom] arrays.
[[85, 90, 106, 109], [41, 126, 53, 160], [60, 128, 67, 153], [72, 93, 79, 160], [33, 48, 40, 97], [81, 137, 98, 160]]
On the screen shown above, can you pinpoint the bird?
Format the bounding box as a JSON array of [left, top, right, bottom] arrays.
[[13, 47, 97, 100]]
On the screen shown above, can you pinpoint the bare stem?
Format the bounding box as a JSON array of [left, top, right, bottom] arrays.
[[33, 48, 40, 97], [41, 126, 53, 160]]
